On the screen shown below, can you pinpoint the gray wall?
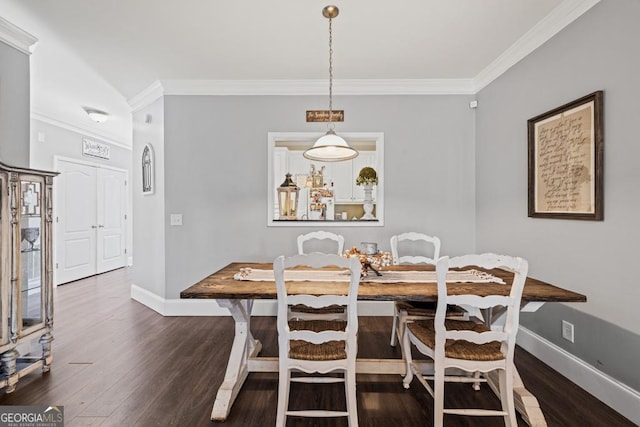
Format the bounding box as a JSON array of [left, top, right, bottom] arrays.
[[475, 0, 640, 390], [157, 94, 476, 299], [131, 98, 166, 298], [0, 41, 30, 166]]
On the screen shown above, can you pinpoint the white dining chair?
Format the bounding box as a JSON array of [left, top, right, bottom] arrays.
[[402, 253, 528, 427], [292, 231, 348, 321], [297, 230, 345, 255], [274, 253, 361, 427], [389, 232, 451, 348]]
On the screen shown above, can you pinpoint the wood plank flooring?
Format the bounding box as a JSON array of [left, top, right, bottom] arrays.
[[0, 268, 633, 426]]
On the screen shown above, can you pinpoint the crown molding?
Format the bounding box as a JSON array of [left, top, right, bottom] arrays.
[[0, 16, 38, 55], [331, 79, 476, 95], [128, 78, 476, 111], [31, 111, 132, 151], [159, 78, 476, 96], [162, 79, 327, 96], [473, 0, 601, 92], [128, 80, 165, 112]]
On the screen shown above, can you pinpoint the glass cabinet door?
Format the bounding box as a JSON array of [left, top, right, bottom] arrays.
[[19, 179, 43, 330]]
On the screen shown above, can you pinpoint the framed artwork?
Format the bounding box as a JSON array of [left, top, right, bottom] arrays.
[[142, 143, 154, 195], [528, 91, 604, 220]]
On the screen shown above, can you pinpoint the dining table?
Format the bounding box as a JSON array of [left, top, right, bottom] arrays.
[[180, 262, 586, 426]]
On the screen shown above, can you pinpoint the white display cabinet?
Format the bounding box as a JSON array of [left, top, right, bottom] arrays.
[[0, 161, 57, 393]]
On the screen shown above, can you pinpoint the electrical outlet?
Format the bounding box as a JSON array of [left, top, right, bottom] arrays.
[[170, 214, 183, 226], [562, 320, 574, 343]]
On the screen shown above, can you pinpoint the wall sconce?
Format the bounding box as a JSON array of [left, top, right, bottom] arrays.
[[83, 107, 109, 123]]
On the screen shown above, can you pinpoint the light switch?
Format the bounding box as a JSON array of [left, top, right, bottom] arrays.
[[170, 214, 183, 226]]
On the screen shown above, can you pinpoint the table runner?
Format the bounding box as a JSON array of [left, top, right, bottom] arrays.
[[234, 268, 505, 284]]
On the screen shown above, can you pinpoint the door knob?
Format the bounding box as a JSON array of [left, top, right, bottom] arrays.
[[91, 225, 97, 229]]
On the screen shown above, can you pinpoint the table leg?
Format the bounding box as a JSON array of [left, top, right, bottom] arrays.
[[486, 364, 547, 426], [211, 299, 261, 421], [482, 306, 547, 426]]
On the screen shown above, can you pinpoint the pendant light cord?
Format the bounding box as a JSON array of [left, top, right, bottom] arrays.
[[328, 16, 334, 128]]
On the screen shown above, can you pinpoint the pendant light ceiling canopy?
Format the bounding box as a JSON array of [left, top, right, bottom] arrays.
[[303, 5, 358, 163]]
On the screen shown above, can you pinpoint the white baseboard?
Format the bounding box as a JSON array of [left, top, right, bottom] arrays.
[[130, 284, 394, 317], [517, 326, 640, 425], [130, 285, 167, 315]]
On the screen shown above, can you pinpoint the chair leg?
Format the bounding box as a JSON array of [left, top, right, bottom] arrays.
[[433, 365, 445, 427], [499, 368, 517, 427], [345, 366, 359, 427], [390, 307, 399, 346], [276, 366, 290, 427], [472, 370, 481, 391], [402, 327, 414, 389]]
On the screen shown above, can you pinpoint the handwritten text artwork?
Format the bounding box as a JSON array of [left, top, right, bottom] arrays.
[[534, 102, 594, 213]]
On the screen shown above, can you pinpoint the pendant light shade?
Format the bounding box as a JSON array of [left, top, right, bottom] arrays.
[[303, 5, 358, 162], [304, 130, 358, 162]]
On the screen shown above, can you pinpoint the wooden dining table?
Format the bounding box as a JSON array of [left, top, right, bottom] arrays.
[[180, 262, 586, 426]]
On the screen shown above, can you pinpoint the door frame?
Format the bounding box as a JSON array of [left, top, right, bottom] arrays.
[[53, 155, 131, 286]]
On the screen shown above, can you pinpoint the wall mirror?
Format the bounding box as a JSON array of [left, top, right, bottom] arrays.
[[267, 132, 384, 227]]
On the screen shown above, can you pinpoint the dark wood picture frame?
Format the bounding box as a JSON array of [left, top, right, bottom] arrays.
[[528, 91, 604, 220]]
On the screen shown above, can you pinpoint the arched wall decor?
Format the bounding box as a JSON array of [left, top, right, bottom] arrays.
[[142, 143, 154, 195]]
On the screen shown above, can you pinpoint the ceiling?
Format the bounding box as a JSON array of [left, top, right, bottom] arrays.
[[0, 0, 599, 145]]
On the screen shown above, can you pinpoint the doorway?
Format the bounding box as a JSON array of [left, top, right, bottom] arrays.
[[54, 158, 128, 285]]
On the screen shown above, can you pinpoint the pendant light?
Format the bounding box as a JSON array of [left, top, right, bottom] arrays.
[[83, 107, 109, 123], [304, 5, 358, 162]]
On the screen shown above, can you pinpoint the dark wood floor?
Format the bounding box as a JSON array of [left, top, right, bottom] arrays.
[[0, 268, 633, 426]]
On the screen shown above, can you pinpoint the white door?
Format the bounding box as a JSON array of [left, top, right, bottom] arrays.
[[56, 161, 98, 284], [55, 160, 128, 284], [96, 168, 127, 273]]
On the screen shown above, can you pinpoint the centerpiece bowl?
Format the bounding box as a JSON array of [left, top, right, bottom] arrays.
[[344, 246, 392, 277]]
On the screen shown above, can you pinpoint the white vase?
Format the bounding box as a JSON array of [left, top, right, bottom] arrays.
[[361, 184, 376, 220]]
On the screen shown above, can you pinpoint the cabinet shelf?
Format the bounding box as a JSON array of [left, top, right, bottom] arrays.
[[20, 248, 41, 253]]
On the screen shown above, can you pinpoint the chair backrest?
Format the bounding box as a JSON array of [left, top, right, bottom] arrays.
[[434, 254, 528, 361], [274, 253, 361, 361], [390, 232, 441, 265], [297, 231, 345, 255]]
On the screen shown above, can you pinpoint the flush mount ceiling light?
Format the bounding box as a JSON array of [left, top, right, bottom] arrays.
[[83, 107, 109, 123], [303, 5, 358, 162]]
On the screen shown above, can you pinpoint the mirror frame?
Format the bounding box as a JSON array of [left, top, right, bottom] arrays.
[[267, 132, 384, 227]]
